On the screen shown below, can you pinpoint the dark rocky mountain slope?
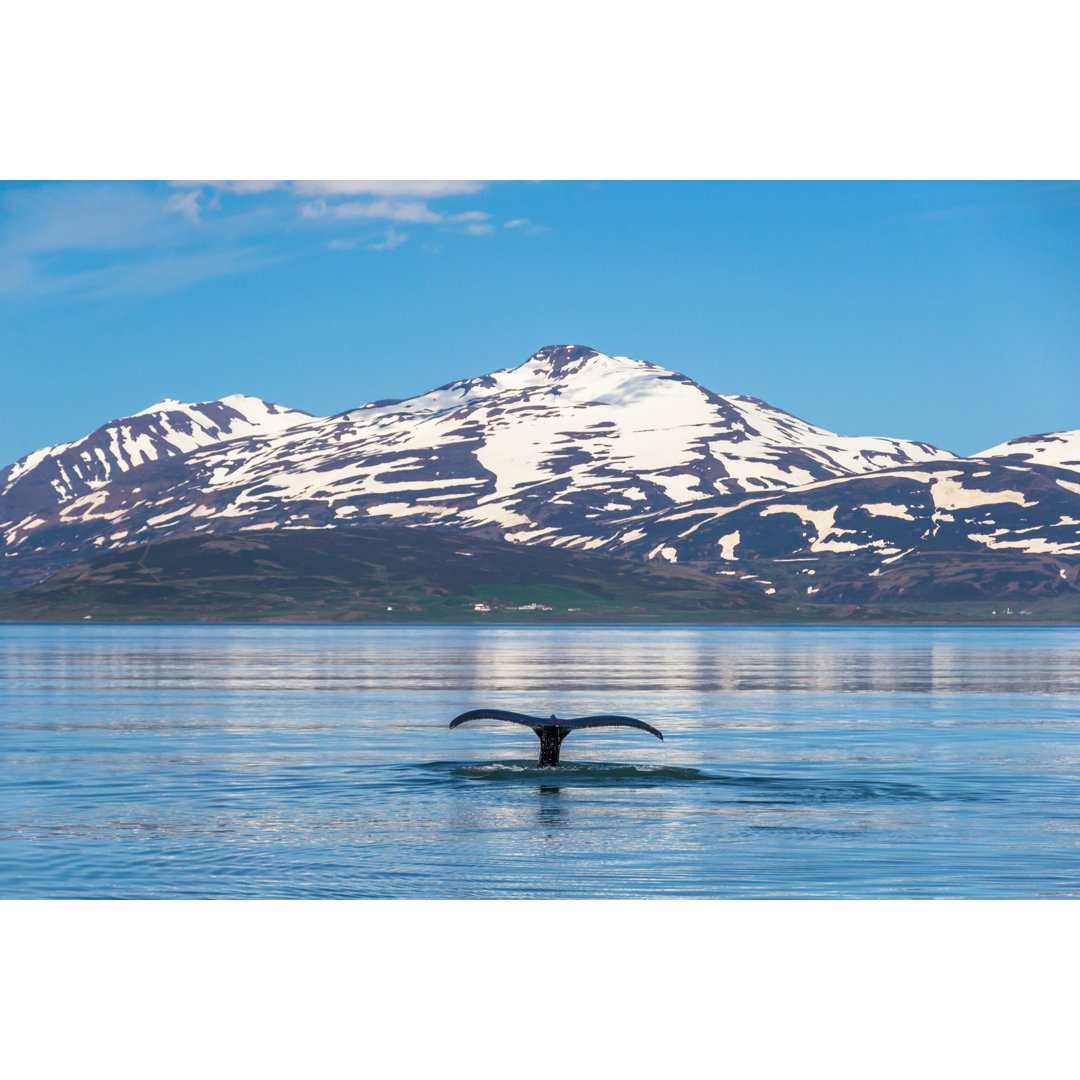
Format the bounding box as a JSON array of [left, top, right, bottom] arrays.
[[0, 526, 779, 622]]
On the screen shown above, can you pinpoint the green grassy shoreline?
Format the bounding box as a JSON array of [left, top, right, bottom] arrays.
[[3, 525, 1078, 625]]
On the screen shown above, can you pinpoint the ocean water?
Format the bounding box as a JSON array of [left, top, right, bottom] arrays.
[[1, 623, 1078, 898]]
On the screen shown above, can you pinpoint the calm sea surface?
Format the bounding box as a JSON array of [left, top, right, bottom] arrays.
[[2, 624, 1078, 898]]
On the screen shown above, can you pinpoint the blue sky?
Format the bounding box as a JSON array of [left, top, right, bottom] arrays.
[[1, 180, 1077, 465]]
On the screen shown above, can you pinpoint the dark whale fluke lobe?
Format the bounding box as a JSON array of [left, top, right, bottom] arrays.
[[449, 708, 663, 767]]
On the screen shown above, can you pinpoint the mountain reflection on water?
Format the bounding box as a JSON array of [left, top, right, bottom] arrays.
[[2, 624, 1079, 898]]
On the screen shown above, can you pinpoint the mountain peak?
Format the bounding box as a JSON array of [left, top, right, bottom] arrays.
[[134, 397, 184, 416], [132, 393, 307, 419], [514, 345, 658, 385], [524, 344, 604, 375], [0, 393, 312, 522]]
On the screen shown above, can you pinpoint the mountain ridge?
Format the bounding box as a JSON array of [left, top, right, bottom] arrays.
[[1, 394, 311, 522], [1, 345, 1076, 597]]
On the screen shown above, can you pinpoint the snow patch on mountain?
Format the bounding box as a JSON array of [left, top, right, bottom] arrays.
[[862, 502, 916, 520], [759, 503, 865, 553], [930, 474, 1034, 511], [717, 531, 741, 560]]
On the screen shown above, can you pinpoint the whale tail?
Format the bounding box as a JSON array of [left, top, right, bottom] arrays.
[[449, 708, 663, 768], [536, 725, 571, 767]]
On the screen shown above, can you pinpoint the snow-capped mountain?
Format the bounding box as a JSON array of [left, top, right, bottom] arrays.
[[0, 395, 311, 525], [335, 345, 956, 512], [5, 343, 1079, 602], [0, 345, 960, 585], [977, 430, 1080, 478]]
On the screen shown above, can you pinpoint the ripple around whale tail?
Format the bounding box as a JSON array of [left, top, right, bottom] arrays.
[[421, 760, 934, 801], [424, 760, 709, 786]]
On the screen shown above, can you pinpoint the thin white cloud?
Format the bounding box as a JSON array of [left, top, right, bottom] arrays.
[[170, 180, 284, 194], [0, 246, 277, 300], [294, 180, 484, 198], [303, 199, 496, 240], [3, 183, 178, 254], [0, 180, 516, 301], [218, 180, 283, 194], [173, 180, 501, 239], [165, 190, 202, 223], [0, 183, 280, 300], [303, 198, 442, 224], [367, 227, 408, 251], [503, 217, 548, 235], [85, 248, 280, 298], [172, 180, 486, 200]]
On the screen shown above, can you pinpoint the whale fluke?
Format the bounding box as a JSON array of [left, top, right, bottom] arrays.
[[449, 708, 663, 767]]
